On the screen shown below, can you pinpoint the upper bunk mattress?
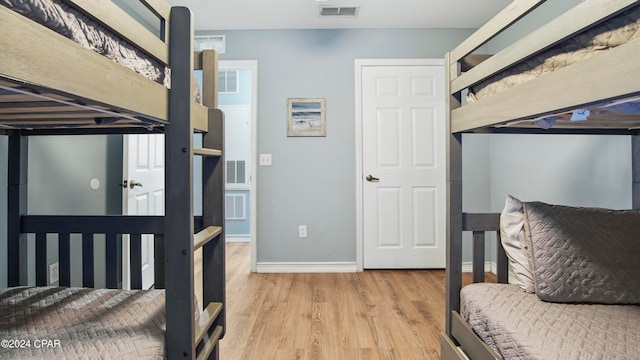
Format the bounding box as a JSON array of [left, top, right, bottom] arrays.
[[461, 283, 640, 359], [0, 286, 165, 359], [469, 5, 640, 102], [2, 0, 168, 86]]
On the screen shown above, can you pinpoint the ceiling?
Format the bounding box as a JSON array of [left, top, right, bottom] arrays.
[[165, 0, 513, 31]]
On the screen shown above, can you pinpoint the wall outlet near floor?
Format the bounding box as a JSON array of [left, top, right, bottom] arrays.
[[49, 262, 59, 284], [298, 225, 308, 238]]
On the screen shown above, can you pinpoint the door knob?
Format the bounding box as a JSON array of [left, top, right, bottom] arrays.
[[120, 180, 143, 189], [366, 175, 380, 182], [128, 180, 143, 189]]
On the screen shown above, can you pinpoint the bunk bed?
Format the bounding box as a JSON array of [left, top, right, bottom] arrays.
[[0, 1, 225, 359], [441, 0, 640, 359]]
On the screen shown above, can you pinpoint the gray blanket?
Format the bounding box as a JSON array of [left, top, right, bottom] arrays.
[[0, 287, 166, 359], [462, 283, 640, 359]]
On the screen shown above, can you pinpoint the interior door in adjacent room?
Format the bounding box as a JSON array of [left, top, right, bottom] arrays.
[[360, 61, 446, 269], [122, 133, 164, 289]]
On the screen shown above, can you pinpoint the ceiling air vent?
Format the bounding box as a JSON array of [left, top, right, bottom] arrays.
[[320, 5, 360, 17]]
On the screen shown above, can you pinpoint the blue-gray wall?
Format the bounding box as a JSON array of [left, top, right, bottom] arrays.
[[0, 135, 121, 289], [198, 28, 477, 263], [488, 135, 631, 210]]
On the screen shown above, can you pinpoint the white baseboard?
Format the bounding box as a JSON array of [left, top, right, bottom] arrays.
[[256, 262, 358, 273], [255, 262, 495, 274], [225, 236, 250, 243], [462, 261, 497, 274]]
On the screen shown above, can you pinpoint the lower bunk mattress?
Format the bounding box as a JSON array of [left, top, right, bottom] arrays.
[[0, 286, 166, 359], [461, 283, 640, 359]]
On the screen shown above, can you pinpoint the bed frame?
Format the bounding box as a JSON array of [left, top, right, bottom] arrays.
[[441, 0, 640, 358], [1, 1, 225, 359]]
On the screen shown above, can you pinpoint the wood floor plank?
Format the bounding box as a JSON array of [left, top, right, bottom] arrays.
[[218, 242, 491, 360]]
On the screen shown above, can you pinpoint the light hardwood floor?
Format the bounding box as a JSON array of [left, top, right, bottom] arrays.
[[217, 242, 463, 360]]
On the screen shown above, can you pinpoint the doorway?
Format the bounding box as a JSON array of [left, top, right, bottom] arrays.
[[218, 60, 258, 272]]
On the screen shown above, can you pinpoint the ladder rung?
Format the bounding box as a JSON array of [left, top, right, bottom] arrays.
[[194, 226, 222, 251], [196, 325, 224, 360], [195, 302, 224, 347], [193, 148, 222, 157]]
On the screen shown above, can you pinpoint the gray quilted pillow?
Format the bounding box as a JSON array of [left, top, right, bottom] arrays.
[[523, 201, 640, 304]]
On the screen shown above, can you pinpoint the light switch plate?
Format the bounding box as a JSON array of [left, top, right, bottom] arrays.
[[260, 153, 272, 166]]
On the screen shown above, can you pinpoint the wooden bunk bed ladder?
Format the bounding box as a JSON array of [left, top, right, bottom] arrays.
[[165, 7, 225, 359]]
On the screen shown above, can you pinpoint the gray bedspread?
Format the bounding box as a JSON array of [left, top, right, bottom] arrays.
[[0, 287, 166, 359], [461, 283, 640, 360]]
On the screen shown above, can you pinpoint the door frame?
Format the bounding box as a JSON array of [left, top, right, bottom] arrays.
[[219, 60, 259, 272], [355, 58, 445, 272]]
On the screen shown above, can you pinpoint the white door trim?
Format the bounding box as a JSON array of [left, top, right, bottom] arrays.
[[355, 58, 445, 272], [219, 60, 259, 272]]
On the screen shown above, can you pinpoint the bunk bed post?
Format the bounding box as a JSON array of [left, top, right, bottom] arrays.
[[446, 132, 463, 336], [445, 52, 464, 337], [633, 134, 640, 210], [7, 132, 28, 286], [166, 6, 196, 359]]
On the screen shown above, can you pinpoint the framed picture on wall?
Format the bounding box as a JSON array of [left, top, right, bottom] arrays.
[[287, 98, 326, 137]]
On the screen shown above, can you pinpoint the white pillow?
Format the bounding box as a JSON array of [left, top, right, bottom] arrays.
[[499, 195, 535, 293]]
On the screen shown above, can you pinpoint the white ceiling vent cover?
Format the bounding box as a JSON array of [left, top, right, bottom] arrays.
[[320, 5, 360, 17]]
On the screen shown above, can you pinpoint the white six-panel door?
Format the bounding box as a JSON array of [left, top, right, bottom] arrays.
[[122, 133, 164, 289], [360, 62, 445, 269]]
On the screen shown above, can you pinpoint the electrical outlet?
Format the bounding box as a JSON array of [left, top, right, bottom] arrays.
[[49, 262, 59, 284], [299, 225, 308, 238]]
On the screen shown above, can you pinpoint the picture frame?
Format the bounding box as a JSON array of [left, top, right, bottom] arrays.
[[287, 98, 326, 137]]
